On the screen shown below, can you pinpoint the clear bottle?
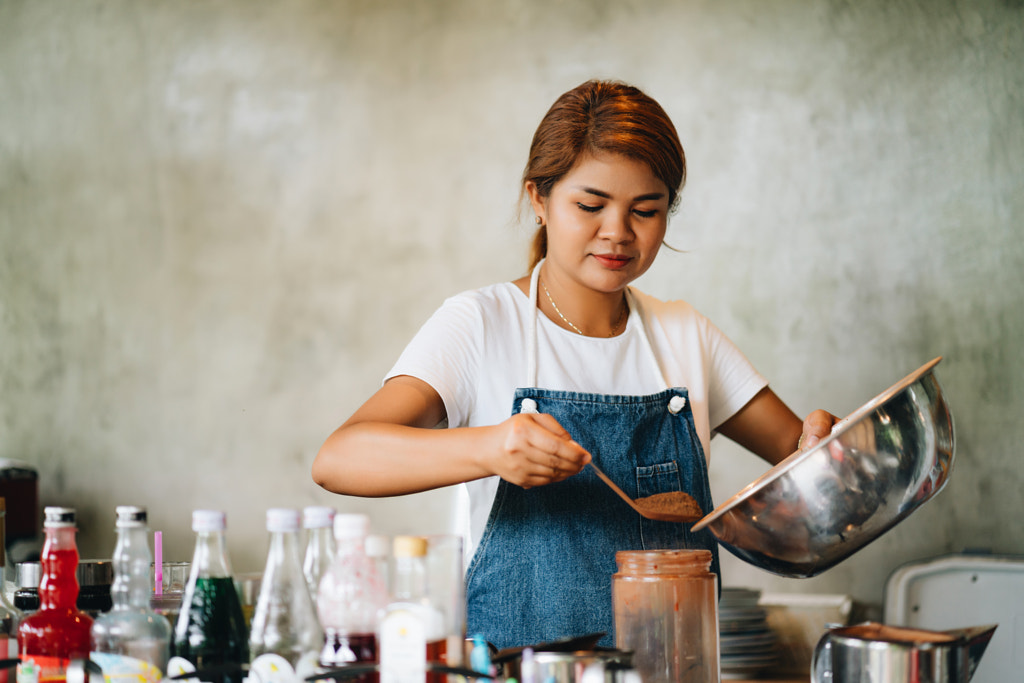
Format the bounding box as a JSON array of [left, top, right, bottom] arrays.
[[0, 499, 23, 683], [316, 514, 388, 681], [612, 549, 719, 683], [170, 510, 248, 683], [90, 506, 172, 683], [301, 506, 335, 599], [378, 536, 445, 683], [249, 508, 323, 681], [17, 507, 93, 683]]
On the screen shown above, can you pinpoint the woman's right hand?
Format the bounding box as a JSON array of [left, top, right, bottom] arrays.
[[484, 412, 592, 489], [314, 376, 591, 496]]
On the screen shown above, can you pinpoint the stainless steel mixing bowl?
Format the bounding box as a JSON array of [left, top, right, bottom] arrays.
[[692, 357, 955, 578]]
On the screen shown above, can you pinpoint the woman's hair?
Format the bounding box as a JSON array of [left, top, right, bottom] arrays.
[[522, 80, 686, 270]]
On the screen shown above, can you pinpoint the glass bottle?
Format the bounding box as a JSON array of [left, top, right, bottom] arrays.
[[0, 499, 23, 683], [378, 536, 445, 683], [316, 514, 387, 681], [301, 506, 335, 599], [16, 507, 93, 683], [90, 506, 172, 683], [612, 548, 719, 683], [249, 508, 323, 681], [170, 510, 248, 683]]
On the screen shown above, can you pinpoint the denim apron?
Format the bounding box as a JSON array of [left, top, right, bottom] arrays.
[[464, 262, 720, 649]]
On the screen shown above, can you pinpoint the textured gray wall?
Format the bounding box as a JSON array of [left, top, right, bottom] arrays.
[[2, 0, 1022, 612]]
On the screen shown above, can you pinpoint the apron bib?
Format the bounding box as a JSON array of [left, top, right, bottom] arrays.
[[464, 262, 719, 649]]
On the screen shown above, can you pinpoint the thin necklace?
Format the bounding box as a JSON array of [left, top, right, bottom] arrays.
[[541, 281, 627, 337]]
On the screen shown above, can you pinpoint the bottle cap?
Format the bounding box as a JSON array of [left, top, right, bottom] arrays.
[[43, 507, 75, 528], [115, 505, 147, 527], [192, 509, 226, 532], [365, 533, 390, 559], [266, 508, 301, 532], [333, 513, 370, 540], [303, 506, 335, 529], [392, 535, 428, 558]]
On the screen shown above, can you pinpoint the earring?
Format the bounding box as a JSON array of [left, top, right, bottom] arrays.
[[535, 216, 543, 225]]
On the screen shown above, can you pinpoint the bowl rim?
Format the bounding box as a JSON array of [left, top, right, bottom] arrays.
[[690, 356, 943, 532]]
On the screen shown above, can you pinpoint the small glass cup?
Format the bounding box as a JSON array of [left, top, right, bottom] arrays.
[[150, 561, 190, 626]]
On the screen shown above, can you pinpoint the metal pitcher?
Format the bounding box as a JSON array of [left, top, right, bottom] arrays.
[[811, 622, 997, 683]]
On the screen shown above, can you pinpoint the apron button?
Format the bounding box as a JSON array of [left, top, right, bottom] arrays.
[[520, 398, 538, 414], [668, 395, 687, 414]]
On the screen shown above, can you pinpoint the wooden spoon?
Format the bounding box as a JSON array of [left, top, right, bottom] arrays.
[[588, 462, 702, 523]]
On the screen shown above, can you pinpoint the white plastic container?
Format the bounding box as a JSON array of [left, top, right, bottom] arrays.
[[884, 553, 1024, 683]]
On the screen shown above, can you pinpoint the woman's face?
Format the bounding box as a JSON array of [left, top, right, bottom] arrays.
[[527, 152, 670, 294]]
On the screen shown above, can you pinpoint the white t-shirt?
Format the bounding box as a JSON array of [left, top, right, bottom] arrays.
[[386, 282, 768, 560]]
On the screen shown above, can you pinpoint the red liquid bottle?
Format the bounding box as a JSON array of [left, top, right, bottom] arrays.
[[17, 507, 94, 683]]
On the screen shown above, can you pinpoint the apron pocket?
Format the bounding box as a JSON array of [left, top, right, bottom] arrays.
[[636, 461, 691, 550], [636, 461, 683, 498]]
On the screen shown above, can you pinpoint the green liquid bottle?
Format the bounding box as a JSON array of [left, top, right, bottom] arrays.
[[170, 510, 248, 683]]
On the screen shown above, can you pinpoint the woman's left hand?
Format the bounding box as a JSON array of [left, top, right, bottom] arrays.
[[718, 388, 840, 465], [799, 409, 841, 451]]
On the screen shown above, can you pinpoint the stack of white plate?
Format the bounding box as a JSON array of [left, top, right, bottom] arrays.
[[719, 587, 778, 679]]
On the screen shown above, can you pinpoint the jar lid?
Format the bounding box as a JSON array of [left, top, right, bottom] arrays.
[[77, 559, 113, 586], [303, 506, 335, 529], [115, 505, 147, 527], [16, 562, 40, 588], [266, 508, 300, 533], [0, 462, 38, 480], [392, 535, 427, 558], [614, 548, 714, 576], [333, 513, 370, 540], [14, 560, 113, 586], [192, 509, 226, 532]]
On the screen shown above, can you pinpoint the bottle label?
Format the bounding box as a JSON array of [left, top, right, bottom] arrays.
[[379, 609, 426, 683], [166, 657, 201, 683], [16, 656, 67, 683], [88, 653, 163, 683], [246, 653, 319, 683]]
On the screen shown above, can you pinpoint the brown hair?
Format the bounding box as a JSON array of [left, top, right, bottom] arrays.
[[522, 80, 686, 270]]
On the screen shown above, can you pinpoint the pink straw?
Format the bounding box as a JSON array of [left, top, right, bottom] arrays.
[[154, 531, 163, 596]]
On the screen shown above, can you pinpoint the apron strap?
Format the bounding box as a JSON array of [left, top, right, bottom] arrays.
[[527, 260, 542, 387]]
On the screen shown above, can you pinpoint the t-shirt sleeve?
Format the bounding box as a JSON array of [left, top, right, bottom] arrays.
[[699, 314, 768, 430], [384, 293, 484, 428]]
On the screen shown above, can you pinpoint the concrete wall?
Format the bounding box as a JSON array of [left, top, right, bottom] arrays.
[[2, 0, 1021, 612]]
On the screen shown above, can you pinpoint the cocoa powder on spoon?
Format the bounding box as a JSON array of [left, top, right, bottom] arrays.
[[633, 491, 703, 522]]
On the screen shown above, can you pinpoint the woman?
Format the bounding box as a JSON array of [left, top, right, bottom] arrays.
[[312, 80, 835, 648]]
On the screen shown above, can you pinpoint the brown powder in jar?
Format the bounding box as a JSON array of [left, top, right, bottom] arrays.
[[633, 491, 703, 521]]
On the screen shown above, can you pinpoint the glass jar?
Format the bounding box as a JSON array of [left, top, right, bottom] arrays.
[[612, 549, 718, 683], [14, 562, 39, 613]]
